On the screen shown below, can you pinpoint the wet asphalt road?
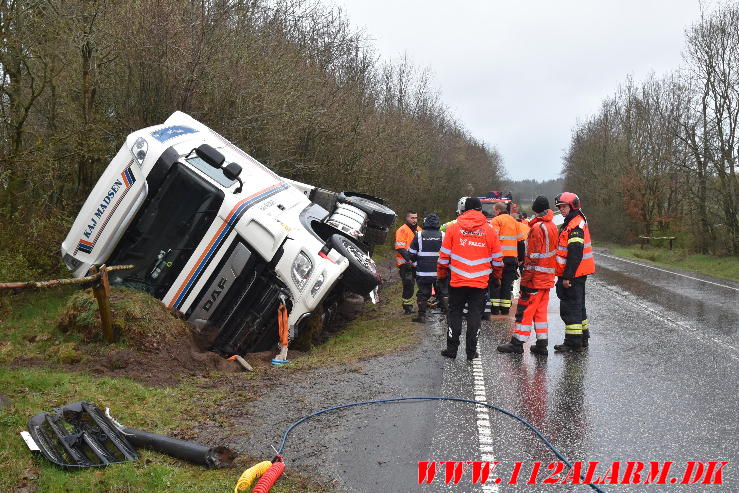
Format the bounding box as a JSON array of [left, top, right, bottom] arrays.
[[235, 251, 739, 492]]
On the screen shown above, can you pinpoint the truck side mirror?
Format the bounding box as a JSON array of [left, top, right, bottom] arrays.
[[223, 162, 243, 193], [194, 144, 225, 168]]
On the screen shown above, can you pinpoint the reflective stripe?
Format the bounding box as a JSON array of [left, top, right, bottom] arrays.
[[568, 237, 584, 244], [534, 322, 549, 329], [438, 258, 450, 265], [525, 265, 555, 273], [395, 242, 405, 247], [408, 248, 418, 254], [499, 235, 517, 241], [416, 271, 437, 277], [502, 246, 518, 251], [492, 261, 503, 266], [450, 265, 492, 278], [584, 242, 591, 248], [418, 234, 423, 250], [517, 233, 524, 240], [450, 253, 493, 266], [412, 262, 417, 267], [500, 300, 512, 307], [440, 247, 452, 254], [582, 252, 593, 259], [564, 323, 583, 334], [557, 246, 568, 252], [556, 257, 566, 264], [491, 299, 501, 306], [417, 252, 438, 257], [530, 251, 556, 258]]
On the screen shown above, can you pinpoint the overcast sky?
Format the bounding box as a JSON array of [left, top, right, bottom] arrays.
[[325, 0, 707, 181]]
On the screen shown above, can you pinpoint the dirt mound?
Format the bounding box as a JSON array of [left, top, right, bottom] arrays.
[[54, 287, 241, 385]]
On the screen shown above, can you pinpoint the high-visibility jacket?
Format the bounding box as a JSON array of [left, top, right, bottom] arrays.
[[408, 228, 443, 278], [437, 210, 503, 288], [490, 213, 525, 258], [395, 223, 420, 267], [555, 212, 595, 278], [518, 220, 530, 240], [440, 219, 456, 232], [521, 209, 558, 289]]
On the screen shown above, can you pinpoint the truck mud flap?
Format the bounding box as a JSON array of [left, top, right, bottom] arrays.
[[26, 401, 139, 468]]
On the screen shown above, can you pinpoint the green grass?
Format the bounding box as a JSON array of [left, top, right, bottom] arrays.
[[0, 270, 416, 491], [285, 281, 419, 371], [596, 242, 739, 283]]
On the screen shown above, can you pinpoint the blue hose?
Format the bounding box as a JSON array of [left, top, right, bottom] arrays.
[[277, 396, 606, 492]]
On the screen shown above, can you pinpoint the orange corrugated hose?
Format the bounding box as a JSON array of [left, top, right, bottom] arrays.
[[278, 304, 289, 348]]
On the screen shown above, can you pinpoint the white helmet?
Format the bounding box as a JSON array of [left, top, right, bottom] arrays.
[[456, 196, 469, 215]]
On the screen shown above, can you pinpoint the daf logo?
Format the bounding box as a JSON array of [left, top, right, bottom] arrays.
[[203, 277, 227, 312]]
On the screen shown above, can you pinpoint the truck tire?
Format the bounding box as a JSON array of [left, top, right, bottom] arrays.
[[329, 234, 380, 294], [338, 193, 396, 229], [362, 224, 389, 246]]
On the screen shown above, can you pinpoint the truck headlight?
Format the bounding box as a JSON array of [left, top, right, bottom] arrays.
[[291, 252, 313, 291], [131, 137, 148, 166], [62, 251, 83, 272], [310, 271, 326, 297]]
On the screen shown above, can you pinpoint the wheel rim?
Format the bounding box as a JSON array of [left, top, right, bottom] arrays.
[[342, 238, 377, 275]]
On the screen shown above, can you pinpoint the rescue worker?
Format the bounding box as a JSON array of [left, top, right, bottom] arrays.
[[438, 197, 503, 361], [497, 196, 558, 355], [553, 192, 595, 352], [488, 202, 525, 315], [408, 213, 446, 322], [439, 196, 468, 232], [395, 210, 420, 314]]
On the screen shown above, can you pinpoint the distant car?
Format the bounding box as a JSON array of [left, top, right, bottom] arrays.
[[61, 112, 396, 356], [480, 190, 516, 218]]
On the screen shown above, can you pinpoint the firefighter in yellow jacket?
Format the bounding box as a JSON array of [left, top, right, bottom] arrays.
[[395, 211, 420, 314]]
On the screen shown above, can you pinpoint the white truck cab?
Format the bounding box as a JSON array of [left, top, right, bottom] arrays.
[[61, 112, 395, 356]]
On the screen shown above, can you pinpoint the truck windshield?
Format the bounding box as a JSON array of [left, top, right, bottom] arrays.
[[186, 156, 236, 188], [108, 162, 225, 298]]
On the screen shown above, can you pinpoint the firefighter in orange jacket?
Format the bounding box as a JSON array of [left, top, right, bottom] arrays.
[[553, 192, 595, 352], [498, 196, 558, 355], [488, 202, 525, 315], [395, 210, 420, 314], [438, 197, 503, 361]]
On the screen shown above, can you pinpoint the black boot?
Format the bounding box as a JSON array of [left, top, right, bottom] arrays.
[[554, 335, 584, 353], [403, 304, 414, 314], [440, 348, 457, 359], [467, 351, 480, 361], [412, 301, 427, 323], [438, 297, 449, 313], [530, 339, 548, 356], [497, 337, 524, 354], [582, 329, 590, 348], [499, 308, 510, 315]]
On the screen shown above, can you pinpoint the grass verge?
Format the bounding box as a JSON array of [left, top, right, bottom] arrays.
[[596, 243, 739, 283], [0, 271, 416, 491]]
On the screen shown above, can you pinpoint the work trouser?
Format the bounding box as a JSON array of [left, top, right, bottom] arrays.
[[446, 286, 486, 358], [416, 277, 448, 308], [513, 286, 550, 342], [489, 257, 518, 313], [556, 276, 587, 344], [399, 264, 416, 309]]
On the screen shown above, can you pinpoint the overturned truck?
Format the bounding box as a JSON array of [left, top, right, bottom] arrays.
[[61, 112, 396, 356]]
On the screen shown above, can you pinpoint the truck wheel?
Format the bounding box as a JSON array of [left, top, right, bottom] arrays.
[[329, 234, 380, 294], [362, 224, 389, 246], [338, 193, 396, 229]]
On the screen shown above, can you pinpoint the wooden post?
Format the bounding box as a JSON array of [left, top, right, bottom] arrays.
[[91, 265, 116, 343]]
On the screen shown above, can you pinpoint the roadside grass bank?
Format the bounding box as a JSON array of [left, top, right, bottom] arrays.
[[596, 242, 739, 283], [0, 261, 416, 491]]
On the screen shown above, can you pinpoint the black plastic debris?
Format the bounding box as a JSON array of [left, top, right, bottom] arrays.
[[25, 401, 236, 470], [27, 401, 139, 468]]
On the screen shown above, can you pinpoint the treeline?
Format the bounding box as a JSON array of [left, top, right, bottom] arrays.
[[0, 0, 505, 278], [563, 3, 738, 255], [505, 178, 564, 209]]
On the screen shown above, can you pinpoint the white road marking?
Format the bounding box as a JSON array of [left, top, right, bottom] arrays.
[[596, 252, 739, 291], [472, 349, 499, 492], [592, 278, 739, 362]]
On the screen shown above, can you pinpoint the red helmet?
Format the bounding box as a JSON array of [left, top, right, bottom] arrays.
[[555, 192, 581, 210]]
